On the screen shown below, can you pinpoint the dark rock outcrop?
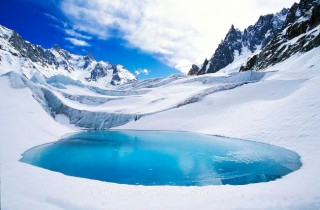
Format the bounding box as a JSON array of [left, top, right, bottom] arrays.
[[188, 64, 200, 75], [240, 0, 320, 71], [1, 25, 138, 85], [189, 9, 289, 75], [87, 63, 108, 81], [189, 0, 319, 75]]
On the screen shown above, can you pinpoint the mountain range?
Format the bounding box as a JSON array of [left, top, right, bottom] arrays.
[[2, 0, 320, 208], [1, 0, 319, 83], [0, 26, 137, 86], [189, 0, 320, 75]]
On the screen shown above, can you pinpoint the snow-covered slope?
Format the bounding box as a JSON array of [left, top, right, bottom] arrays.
[[1, 46, 320, 209], [0, 25, 137, 87], [189, 8, 288, 75], [189, 0, 319, 75], [1, 0, 320, 208], [240, 0, 320, 71], [0, 64, 265, 129]]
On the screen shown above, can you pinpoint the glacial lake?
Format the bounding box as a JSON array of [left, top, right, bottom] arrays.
[[20, 130, 301, 186]]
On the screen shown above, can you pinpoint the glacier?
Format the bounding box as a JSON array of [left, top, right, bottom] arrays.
[[1, 0, 320, 209], [1, 47, 320, 210]]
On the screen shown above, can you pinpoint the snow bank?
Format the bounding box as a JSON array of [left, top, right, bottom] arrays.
[[47, 74, 85, 88], [118, 74, 188, 90], [1, 48, 320, 210], [178, 70, 265, 85], [1, 72, 139, 129]]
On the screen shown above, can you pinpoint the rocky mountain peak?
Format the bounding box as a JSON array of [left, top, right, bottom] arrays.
[[83, 52, 95, 69], [8, 30, 52, 67], [87, 63, 107, 81], [85, 52, 94, 61], [273, 8, 289, 30], [188, 3, 291, 76], [0, 25, 138, 86], [188, 64, 200, 75], [52, 44, 62, 51], [225, 25, 242, 44], [240, 0, 320, 71]]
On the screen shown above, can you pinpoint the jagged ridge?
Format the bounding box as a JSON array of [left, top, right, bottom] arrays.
[[189, 8, 288, 75], [0, 25, 137, 86], [189, 0, 320, 76], [240, 0, 320, 71]]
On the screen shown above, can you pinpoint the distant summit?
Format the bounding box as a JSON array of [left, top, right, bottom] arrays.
[[0, 25, 137, 86]]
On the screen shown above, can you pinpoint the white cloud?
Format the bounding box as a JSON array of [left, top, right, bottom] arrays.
[[44, 12, 93, 45], [65, 29, 92, 40], [65, 37, 90, 46], [60, 0, 298, 73], [43, 13, 59, 22], [135, 68, 150, 76]]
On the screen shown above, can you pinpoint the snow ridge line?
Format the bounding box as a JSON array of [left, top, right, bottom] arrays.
[[2, 71, 265, 129], [175, 82, 248, 108]]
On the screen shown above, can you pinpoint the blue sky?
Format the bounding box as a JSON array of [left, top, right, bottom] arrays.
[[0, 0, 297, 79], [0, 0, 179, 79]]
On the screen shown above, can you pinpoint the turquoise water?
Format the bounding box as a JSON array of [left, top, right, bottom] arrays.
[[20, 130, 301, 186]]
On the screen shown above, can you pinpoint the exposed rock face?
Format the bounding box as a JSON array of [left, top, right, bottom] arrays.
[[83, 52, 94, 69], [87, 63, 109, 81], [242, 9, 288, 51], [9, 32, 57, 68], [1, 25, 138, 86], [189, 9, 289, 75], [188, 64, 200, 75], [190, 25, 242, 75], [240, 0, 320, 71], [189, 0, 320, 76]]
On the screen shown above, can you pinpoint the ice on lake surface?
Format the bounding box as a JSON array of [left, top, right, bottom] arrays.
[[21, 130, 301, 186]]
